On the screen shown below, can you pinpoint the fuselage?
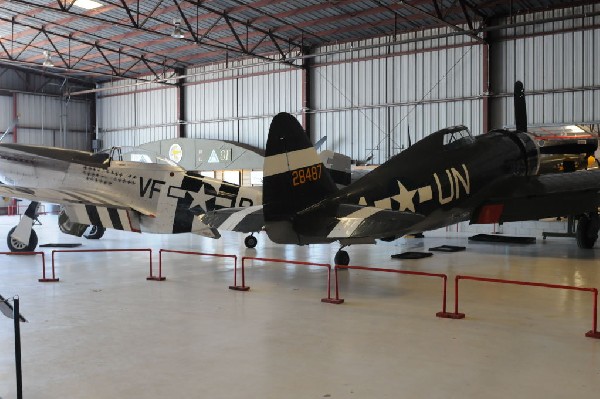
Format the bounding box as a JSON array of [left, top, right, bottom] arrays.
[[0, 143, 262, 235], [326, 126, 540, 234]]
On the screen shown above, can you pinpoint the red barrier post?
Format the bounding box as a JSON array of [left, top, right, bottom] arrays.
[[51, 248, 152, 281], [449, 275, 600, 339], [331, 265, 450, 316], [0, 252, 52, 282], [231, 257, 334, 302], [154, 249, 237, 283]]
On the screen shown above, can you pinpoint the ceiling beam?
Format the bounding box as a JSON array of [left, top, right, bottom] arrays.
[[399, 0, 485, 44]]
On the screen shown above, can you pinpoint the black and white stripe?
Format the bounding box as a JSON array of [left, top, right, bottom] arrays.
[[63, 205, 139, 232], [200, 206, 264, 233]]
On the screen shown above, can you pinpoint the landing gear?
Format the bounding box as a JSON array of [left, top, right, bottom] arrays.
[[7, 226, 38, 252], [84, 226, 105, 240], [7, 201, 40, 252], [334, 249, 350, 266], [244, 234, 258, 248], [576, 212, 599, 249]]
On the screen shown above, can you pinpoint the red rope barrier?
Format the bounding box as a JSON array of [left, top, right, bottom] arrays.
[[331, 265, 450, 316], [448, 275, 600, 339], [232, 256, 333, 302], [0, 252, 50, 282], [154, 249, 237, 282], [51, 249, 153, 281]]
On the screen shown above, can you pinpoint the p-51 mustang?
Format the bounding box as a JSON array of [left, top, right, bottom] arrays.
[[0, 146, 263, 252], [203, 82, 600, 265]]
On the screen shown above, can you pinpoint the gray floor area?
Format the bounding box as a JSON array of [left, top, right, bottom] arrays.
[[1, 215, 599, 399]]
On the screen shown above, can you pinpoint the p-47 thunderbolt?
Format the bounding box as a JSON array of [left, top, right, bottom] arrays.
[[0, 146, 262, 252], [204, 82, 600, 265]]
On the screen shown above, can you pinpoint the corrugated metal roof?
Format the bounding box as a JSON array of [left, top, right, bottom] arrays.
[[0, 0, 591, 83]]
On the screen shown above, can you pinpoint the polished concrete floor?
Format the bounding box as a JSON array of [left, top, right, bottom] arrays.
[[1, 215, 599, 398]]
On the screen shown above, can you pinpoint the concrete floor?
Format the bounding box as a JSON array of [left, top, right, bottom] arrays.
[[1, 215, 599, 399]]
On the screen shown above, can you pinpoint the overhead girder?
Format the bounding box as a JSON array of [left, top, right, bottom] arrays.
[[5, 0, 300, 74], [399, 0, 485, 44], [0, 15, 183, 81]]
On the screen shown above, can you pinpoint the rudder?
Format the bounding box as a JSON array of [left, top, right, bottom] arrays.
[[263, 112, 338, 223]]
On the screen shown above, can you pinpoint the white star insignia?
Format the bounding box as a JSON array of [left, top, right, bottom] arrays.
[[392, 181, 417, 212], [189, 184, 215, 212]]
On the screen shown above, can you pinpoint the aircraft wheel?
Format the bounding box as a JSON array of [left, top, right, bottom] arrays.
[[244, 235, 257, 248], [7, 226, 38, 252], [84, 226, 105, 240], [334, 250, 350, 266], [576, 213, 599, 249]]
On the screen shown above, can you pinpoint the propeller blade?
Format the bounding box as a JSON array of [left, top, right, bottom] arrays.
[[514, 81, 527, 132]]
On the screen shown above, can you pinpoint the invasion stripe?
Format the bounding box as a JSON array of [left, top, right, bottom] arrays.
[[263, 148, 322, 177], [85, 205, 102, 227], [327, 207, 382, 238], [219, 206, 261, 230], [108, 208, 123, 230], [97, 207, 113, 228]]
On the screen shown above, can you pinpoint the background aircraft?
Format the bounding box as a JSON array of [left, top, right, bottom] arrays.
[[205, 82, 600, 265]]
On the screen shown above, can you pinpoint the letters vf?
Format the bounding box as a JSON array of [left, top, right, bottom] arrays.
[[139, 177, 165, 198]]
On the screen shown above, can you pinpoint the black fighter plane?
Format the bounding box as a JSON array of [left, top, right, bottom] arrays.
[[204, 82, 600, 264]]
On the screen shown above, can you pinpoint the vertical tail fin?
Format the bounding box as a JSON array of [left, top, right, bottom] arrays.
[[263, 113, 338, 223]]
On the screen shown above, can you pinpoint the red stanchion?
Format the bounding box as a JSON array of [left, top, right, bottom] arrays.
[[0, 252, 51, 282], [448, 275, 600, 339], [232, 256, 334, 302], [154, 249, 237, 282], [331, 265, 450, 316], [51, 248, 153, 281]]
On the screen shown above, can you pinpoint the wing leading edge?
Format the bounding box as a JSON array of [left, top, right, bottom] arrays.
[[472, 169, 600, 224]]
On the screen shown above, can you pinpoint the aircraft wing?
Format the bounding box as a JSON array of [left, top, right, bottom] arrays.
[[295, 204, 425, 240], [471, 169, 600, 223], [200, 205, 265, 233], [0, 182, 156, 216]]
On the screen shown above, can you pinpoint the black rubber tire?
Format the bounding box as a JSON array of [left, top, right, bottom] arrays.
[[244, 235, 258, 248], [576, 213, 599, 249], [334, 250, 350, 266], [7, 226, 38, 252], [84, 225, 105, 240]]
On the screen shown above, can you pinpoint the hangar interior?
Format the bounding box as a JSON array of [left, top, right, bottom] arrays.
[[1, 1, 600, 398]]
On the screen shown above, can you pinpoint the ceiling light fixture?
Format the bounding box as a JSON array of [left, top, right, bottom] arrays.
[[42, 50, 54, 67], [73, 0, 103, 10], [171, 19, 185, 39]]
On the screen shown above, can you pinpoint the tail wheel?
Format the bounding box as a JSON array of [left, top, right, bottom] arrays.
[[244, 235, 258, 248], [576, 213, 599, 249], [334, 250, 350, 266], [7, 226, 38, 252], [84, 226, 105, 240]]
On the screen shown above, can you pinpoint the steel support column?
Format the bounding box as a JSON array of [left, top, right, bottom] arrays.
[[175, 68, 186, 138], [301, 46, 312, 140], [482, 32, 490, 133]]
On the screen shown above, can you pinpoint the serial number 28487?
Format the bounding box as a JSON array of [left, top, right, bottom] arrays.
[[291, 164, 322, 186]]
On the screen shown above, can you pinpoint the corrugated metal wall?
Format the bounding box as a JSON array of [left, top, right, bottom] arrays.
[[93, 5, 599, 164], [185, 60, 302, 150], [490, 5, 600, 128], [0, 95, 12, 136], [15, 93, 91, 149], [311, 31, 483, 164], [97, 78, 178, 149]]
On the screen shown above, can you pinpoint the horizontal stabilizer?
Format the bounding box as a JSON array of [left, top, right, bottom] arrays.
[[294, 204, 425, 241], [201, 206, 264, 233]]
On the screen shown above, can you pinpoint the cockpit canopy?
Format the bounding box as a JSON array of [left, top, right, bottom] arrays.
[[92, 146, 178, 166], [420, 125, 474, 150]]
